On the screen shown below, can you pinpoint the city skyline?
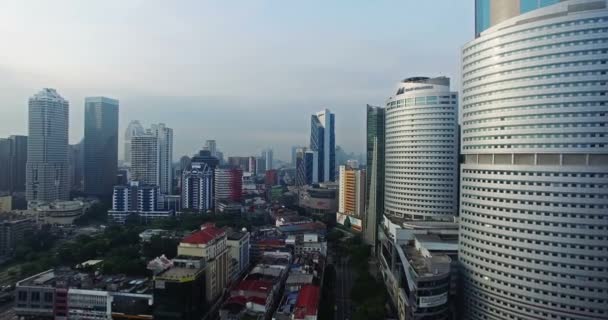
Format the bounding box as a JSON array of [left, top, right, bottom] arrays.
[[0, 1, 473, 160]]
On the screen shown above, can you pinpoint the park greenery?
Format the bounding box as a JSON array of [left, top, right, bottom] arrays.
[[3, 210, 270, 283]]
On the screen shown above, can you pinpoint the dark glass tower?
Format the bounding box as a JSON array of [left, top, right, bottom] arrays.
[[9, 136, 27, 193], [84, 97, 119, 197], [310, 109, 335, 182], [364, 105, 385, 246]]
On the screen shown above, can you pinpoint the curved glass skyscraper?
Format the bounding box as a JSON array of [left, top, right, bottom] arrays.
[[384, 77, 459, 220], [461, 1, 608, 318]]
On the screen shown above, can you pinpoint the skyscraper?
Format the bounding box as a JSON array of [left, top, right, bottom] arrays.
[[338, 165, 366, 230], [130, 134, 159, 186], [0, 139, 10, 193], [68, 141, 84, 192], [384, 77, 459, 221], [9, 135, 27, 193], [83, 97, 119, 197], [461, 1, 608, 318], [204, 140, 217, 157], [124, 120, 145, 166], [310, 109, 335, 182], [262, 149, 273, 171], [150, 124, 173, 195], [26, 88, 70, 202], [295, 148, 318, 186]]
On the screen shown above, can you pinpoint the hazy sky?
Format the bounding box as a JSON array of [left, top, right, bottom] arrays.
[[0, 0, 473, 161]]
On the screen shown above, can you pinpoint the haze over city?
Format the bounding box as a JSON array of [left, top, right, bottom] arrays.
[[0, 0, 473, 159]]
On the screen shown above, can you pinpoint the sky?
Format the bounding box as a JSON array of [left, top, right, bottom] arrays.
[[0, 0, 474, 161]]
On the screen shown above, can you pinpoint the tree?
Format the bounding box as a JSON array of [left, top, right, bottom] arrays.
[[343, 217, 351, 230]]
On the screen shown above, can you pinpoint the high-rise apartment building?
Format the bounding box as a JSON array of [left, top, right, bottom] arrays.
[[130, 135, 159, 186], [460, 1, 608, 318], [182, 151, 219, 212], [338, 165, 366, 230], [26, 88, 70, 202], [384, 77, 459, 221], [255, 157, 266, 175], [150, 124, 173, 195], [215, 167, 243, 205], [124, 120, 144, 166], [83, 97, 119, 197], [310, 109, 335, 182]]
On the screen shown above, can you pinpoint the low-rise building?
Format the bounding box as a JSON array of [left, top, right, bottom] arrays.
[[178, 223, 229, 303], [0, 217, 34, 257], [153, 260, 207, 320], [227, 230, 250, 282], [378, 217, 458, 320], [14, 269, 153, 320], [28, 200, 85, 226]]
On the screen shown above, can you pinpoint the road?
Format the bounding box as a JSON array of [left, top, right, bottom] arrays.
[[334, 256, 354, 320]]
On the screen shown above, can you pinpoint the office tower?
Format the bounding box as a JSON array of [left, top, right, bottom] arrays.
[[0, 139, 10, 192], [182, 151, 219, 212], [255, 157, 266, 175], [9, 136, 27, 192], [338, 165, 366, 230], [150, 124, 173, 194], [204, 140, 217, 157], [310, 109, 335, 182], [215, 167, 243, 204], [295, 148, 318, 186], [83, 97, 119, 197], [124, 120, 144, 165], [364, 138, 381, 246], [460, 1, 608, 319], [130, 135, 159, 186], [68, 142, 84, 191], [384, 77, 459, 220], [290, 146, 303, 167], [179, 156, 192, 172], [262, 149, 273, 170], [26, 88, 70, 202]]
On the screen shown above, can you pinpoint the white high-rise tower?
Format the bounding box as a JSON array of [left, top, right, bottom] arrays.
[[384, 77, 459, 220], [26, 89, 70, 202], [150, 123, 173, 195], [461, 1, 608, 318]]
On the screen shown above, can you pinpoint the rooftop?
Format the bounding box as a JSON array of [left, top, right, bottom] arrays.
[[403, 242, 451, 277], [227, 230, 248, 241], [293, 285, 320, 319], [17, 269, 152, 294], [181, 223, 225, 245], [233, 279, 273, 294], [155, 267, 203, 281]]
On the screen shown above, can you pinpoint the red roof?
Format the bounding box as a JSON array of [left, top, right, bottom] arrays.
[[294, 285, 320, 319], [181, 223, 225, 245], [255, 239, 285, 246], [233, 280, 273, 294], [247, 296, 267, 306]]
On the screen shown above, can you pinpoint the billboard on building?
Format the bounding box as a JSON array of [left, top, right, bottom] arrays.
[[336, 212, 362, 231]]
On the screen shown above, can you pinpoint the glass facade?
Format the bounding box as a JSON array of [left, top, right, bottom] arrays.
[[84, 97, 119, 197], [475, 0, 563, 36]]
